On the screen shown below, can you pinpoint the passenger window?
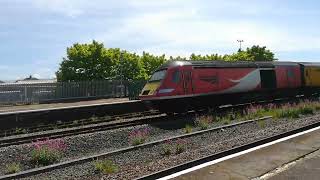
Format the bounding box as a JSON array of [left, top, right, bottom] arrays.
[[172, 70, 180, 83]]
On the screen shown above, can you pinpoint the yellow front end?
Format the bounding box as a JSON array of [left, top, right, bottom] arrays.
[[140, 82, 161, 96], [304, 67, 320, 87]]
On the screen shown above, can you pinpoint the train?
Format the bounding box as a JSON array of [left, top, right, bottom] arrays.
[[139, 60, 320, 113]]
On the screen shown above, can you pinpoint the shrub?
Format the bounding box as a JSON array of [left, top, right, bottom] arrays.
[[161, 140, 173, 156], [5, 162, 21, 174], [175, 139, 187, 154], [222, 117, 231, 125], [298, 105, 314, 115], [195, 116, 212, 130], [129, 127, 150, 146], [184, 124, 193, 133], [94, 160, 118, 174], [31, 138, 66, 166]]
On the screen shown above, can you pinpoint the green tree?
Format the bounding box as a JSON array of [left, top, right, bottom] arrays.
[[112, 50, 148, 81], [140, 52, 166, 77], [56, 40, 113, 81], [245, 45, 276, 61], [225, 51, 254, 61], [190, 53, 227, 61]]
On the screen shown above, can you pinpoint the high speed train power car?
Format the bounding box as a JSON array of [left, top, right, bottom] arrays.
[[139, 60, 320, 113]]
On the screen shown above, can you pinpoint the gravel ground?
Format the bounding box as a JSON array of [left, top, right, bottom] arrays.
[[1, 113, 320, 179]]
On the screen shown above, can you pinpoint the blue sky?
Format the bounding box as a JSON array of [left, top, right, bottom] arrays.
[[1, 0, 320, 80]]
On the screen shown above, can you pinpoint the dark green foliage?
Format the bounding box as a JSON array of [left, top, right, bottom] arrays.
[[245, 45, 276, 61]]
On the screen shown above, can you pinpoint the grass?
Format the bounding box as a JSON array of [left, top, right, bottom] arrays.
[[161, 142, 172, 156], [184, 124, 193, 133], [257, 120, 266, 128], [210, 100, 320, 127], [129, 128, 150, 146], [195, 115, 212, 130], [94, 160, 118, 174], [31, 139, 66, 166], [175, 139, 187, 154], [5, 162, 21, 174], [161, 139, 188, 156], [15, 128, 27, 134]]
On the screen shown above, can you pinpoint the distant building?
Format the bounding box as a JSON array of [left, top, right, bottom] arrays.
[[0, 80, 4, 84], [11, 75, 57, 85]]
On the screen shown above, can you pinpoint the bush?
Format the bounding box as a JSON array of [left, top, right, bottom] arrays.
[[31, 138, 66, 166], [5, 162, 21, 174], [175, 139, 187, 154], [129, 127, 150, 146], [195, 116, 212, 130], [94, 160, 118, 174], [161, 140, 173, 156]]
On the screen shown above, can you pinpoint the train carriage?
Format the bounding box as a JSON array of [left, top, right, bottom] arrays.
[[139, 61, 318, 113]]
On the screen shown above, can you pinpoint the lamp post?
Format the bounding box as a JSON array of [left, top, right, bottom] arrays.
[[237, 40, 244, 51]]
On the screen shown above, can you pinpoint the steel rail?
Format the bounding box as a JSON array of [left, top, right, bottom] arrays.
[[0, 113, 167, 148], [137, 119, 320, 179], [0, 110, 160, 137]]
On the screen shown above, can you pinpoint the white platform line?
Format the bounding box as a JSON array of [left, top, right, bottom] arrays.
[[159, 125, 320, 180]]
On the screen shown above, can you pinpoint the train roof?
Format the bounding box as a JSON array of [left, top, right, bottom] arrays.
[[298, 62, 320, 67], [158, 60, 275, 69], [157, 60, 320, 70]]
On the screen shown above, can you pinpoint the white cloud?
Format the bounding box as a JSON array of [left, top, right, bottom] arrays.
[[30, 0, 87, 17]]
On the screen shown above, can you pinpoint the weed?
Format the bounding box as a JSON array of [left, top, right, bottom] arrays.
[[175, 139, 187, 154], [222, 117, 231, 125], [184, 124, 193, 133], [195, 115, 212, 130], [257, 120, 266, 128], [161, 140, 173, 156], [94, 160, 118, 174], [129, 127, 150, 146], [5, 162, 21, 174], [90, 116, 98, 122], [31, 138, 66, 166], [15, 128, 27, 134]]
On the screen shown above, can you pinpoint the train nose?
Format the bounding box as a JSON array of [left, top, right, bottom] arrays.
[[140, 82, 161, 96]]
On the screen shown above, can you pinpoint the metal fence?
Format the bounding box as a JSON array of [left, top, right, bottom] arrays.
[[0, 80, 146, 106]]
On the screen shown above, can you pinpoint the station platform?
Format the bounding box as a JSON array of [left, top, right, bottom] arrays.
[[0, 98, 129, 113], [174, 126, 320, 180]]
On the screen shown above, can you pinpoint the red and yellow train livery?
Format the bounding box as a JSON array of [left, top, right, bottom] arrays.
[[139, 61, 320, 113]]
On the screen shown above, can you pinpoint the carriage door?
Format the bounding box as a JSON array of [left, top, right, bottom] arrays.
[[286, 68, 295, 88], [182, 67, 193, 95], [260, 69, 277, 89]]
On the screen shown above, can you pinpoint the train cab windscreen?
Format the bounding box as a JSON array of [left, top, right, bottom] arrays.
[[149, 70, 167, 82]]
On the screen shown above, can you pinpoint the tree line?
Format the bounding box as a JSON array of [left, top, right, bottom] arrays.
[[56, 40, 276, 82]]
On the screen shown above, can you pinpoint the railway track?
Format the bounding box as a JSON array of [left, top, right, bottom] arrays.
[[0, 95, 317, 148], [0, 111, 166, 148], [0, 110, 161, 138], [1, 114, 319, 179]]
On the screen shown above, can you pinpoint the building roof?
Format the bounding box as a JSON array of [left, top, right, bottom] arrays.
[[1, 79, 57, 85]]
